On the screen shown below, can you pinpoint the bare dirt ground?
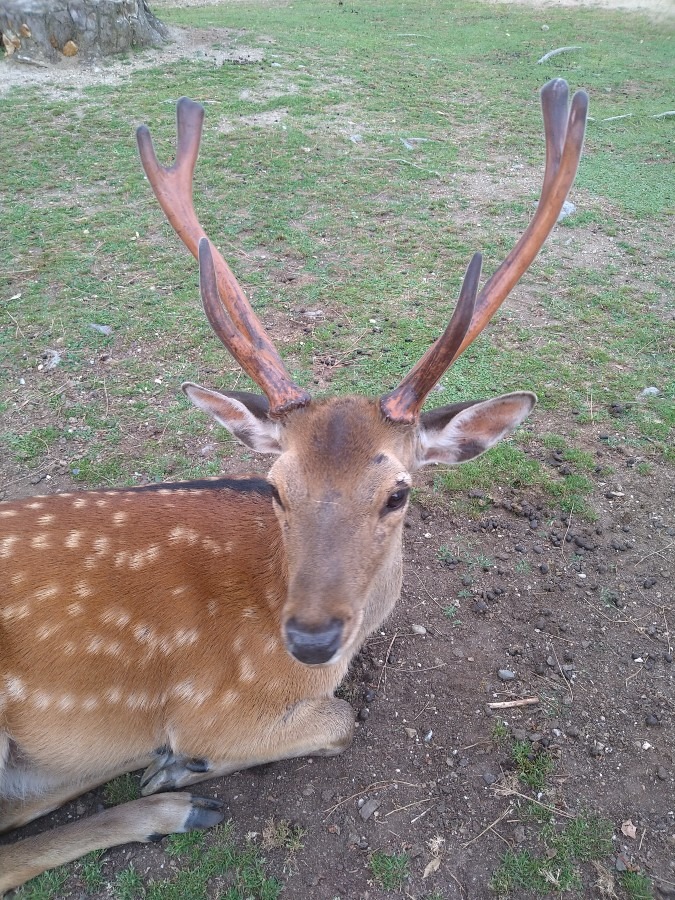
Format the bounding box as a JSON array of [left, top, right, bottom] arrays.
[[1, 3, 674, 899]]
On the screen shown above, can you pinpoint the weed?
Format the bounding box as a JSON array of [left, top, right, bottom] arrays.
[[79, 850, 105, 891], [14, 868, 69, 900], [369, 850, 409, 890], [114, 865, 145, 900], [5, 426, 61, 463], [491, 721, 510, 745], [165, 829, 206, 864], [262, 818, 306, 853], [511, 740, 555, 791], [442, 604, 462, 624], [621, 871, 654, 900], [514, 558, 532, 575], [103, 773, 140, 806]]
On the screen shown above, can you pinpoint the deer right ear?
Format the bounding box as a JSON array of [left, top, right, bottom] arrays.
[[182, 382, 283, 454]]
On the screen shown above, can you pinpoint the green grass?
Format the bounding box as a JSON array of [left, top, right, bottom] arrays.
[[369, 850, 410, 890], [103, 773, 141, 806], [1, 0, 671, 496], [492, 812, 614, 895], [511, 740, 555, 791], [621, 871, 655, 900]]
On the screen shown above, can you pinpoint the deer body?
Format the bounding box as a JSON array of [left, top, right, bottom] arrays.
[[0, 80, 587, 890]]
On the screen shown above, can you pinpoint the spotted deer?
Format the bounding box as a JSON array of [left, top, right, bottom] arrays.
[[0, 79, 586, 891]]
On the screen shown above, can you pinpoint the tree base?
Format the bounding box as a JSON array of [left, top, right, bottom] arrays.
[[1, 0, 167, 62]]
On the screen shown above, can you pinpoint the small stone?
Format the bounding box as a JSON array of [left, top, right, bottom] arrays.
[[358, 707, 370, 722], [539, 563, 549, 575], [472, 599, 488, 614], [482, 772, 497, 785], [643, 577, 657, 589], [62, 39, 78, 56], [498, 669, 516, 681], [513, 824, 527, 843], [656, 766, 668, 781], [640, 386, 660, 397], [645, 714, 661, 727], [404, 728, 417, 739], [359, 798, 380, 821], [665, 652, 673, 664], [411, 624, 427, 635]]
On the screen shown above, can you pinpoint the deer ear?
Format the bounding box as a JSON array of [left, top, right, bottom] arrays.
[[182, 383, 283, 454], [414, 391, 536, 468]]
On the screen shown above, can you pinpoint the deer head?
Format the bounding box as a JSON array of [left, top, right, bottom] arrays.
[[136, 79, 587, 666]]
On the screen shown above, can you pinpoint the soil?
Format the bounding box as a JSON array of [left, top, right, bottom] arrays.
[[1, 5, 674, 899]]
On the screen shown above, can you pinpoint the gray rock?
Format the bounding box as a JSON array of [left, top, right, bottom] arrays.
[[498, 669, 516, 681], [359, 798, 380, 821]]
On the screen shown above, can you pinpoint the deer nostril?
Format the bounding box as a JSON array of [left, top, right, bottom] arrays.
[[284, 617, 344, 665]]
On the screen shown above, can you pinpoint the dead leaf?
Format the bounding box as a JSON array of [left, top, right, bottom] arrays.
[[621, 819, 637, 839], [423, 857, 441, 879]]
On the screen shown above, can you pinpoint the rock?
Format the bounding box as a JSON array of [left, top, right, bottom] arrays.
[[498, 669, 516, 681], [656, 766, 668, 781], [557, 200, 576, 222], [640, 386, 660, 397], [482, 772, 497, 785], [411, 624, 427, 635], [359, 798, 380, 821], [62, 38, 78, 55], [645, 714, 661, 727]]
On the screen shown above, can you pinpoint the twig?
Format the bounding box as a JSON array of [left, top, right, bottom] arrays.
[[462, 806, 512, 848], [411, 805, 434, 824], [561, 505, 574, 553], [322, 779, 420, 821], [376, 630, 399, 693], [537, 46, 582, 64], [636, 542, 673, 565], [493, 783, 575, 819], [550, 644, 574, 703], [384, 798, 432, 818], [488, 697, 540, 710]]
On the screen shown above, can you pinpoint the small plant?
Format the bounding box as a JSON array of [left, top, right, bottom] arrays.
[[491, 720, 510, 745], [262, 818, 306, 853], [165, 828, 206, 863], [442, 603, 461, 624], [511, 740, 554, 791], [369, 850, 409, 890], [14, 868, 69, 900], [621, 871, 654, 900], [104, 772, 140, 806], [80, 849, 105, 891], [514, 557, 532, 575], [114, 865, 145, 900]]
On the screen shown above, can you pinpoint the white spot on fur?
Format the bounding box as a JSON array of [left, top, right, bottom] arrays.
[[219, 688, 239, 707], [73, 498, 88, 509], [38, 514, 55, 525], [86, 635, 105, 653], [32, 690, 51, 710], [101, 607, 130, 628], [74, 580, 93, 599], [67, 602, 84, 617], [202, 537, 222, 555], [264, 636, 280, 654], [93, 536, 110, 556], [0, 535, 19, 558], [63, 641, 77, 656], [2, 603, 30, 622], [5, 676, 27, 701], [34, 585, 59, 602], [65, 531, 83, 550], [10, 572, 26, 586], [0, 509, 17, 517], [31, 533, 51, 550], [113, 511, 128, 526], [168, 525, 199, 545], [27, 502, 44, 510], [95, 499, 109, 508], [82, 696, 99, 711], [57, 694, 76, 712], [129, 546, 160, 569], [104, 686, 122, 704], [36, 623, 62, 640], [173, 627, 199, 649], [241, 608, 257, 619], [239, 657, 256, 683]]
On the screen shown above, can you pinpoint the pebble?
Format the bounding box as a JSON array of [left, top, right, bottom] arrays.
[[359, 798, 380, 821], [498, 669, 516, 681], [657, 766, 668, 781], [472, 599, 488, 614], [665, 653, 673, 664], [358, 707, 370, 722], [482, 772, 497, 785], [411, 624, 427, 635], [513, 824, 526, 843], [539, 563, 549, 574], [643, 577, 657, 589], [645, 714, 661, 727]]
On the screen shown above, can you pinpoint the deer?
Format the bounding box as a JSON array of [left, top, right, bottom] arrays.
[[0, 78, 587, 891]]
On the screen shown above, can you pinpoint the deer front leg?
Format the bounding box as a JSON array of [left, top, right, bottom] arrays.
[[140, 697, 354, 795], [0, 792, 224, 894]]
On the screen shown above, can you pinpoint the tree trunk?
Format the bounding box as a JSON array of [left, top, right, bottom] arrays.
[[1, 0, 167, 62]]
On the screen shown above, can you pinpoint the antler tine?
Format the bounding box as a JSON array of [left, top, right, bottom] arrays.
[[137, 98, 310, 418], [448, 80, 588, 365], [380, 253, 482, 423]]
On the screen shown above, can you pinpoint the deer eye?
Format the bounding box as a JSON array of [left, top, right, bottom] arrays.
[[383, 487, 409, 514], [269, 484, 285, 510]]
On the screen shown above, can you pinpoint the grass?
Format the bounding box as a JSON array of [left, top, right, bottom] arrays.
[[621, 871, 655, 900], [369, 850, 410, 890], [492, 811, 615, 895], [511, 739, 555, 791]]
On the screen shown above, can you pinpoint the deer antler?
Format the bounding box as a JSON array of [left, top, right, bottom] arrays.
[[136, 98, 310, 418], [381, 79, 588, 424]]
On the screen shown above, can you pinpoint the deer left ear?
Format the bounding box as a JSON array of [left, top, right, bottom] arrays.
[[414, 391, 536, 469]]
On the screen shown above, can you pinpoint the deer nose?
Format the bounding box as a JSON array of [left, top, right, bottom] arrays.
[[284, 617, 343, 665]]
